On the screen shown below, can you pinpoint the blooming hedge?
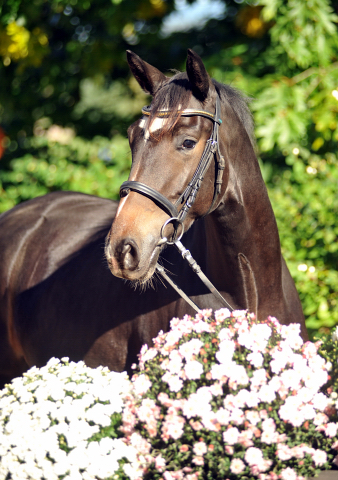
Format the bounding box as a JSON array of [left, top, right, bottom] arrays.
[[1, 310, 338, 480], [0, 359, 141, 480], [126, 310, 338, 480]]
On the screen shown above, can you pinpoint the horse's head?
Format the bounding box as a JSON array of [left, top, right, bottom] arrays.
[[105, 49, 252, 284]]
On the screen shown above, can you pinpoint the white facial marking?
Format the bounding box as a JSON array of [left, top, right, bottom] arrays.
[[139, 114, 170, 142], [115, 195, 128, 219]]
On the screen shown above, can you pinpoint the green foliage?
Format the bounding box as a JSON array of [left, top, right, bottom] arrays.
[[0, 133, 131, 212], [268, 151, 338, 336]]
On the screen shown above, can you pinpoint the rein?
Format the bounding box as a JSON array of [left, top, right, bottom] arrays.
[[120, 95, 233, 313]]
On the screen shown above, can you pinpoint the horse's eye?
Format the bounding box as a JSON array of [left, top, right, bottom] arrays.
[[182, 139, 196, 149]]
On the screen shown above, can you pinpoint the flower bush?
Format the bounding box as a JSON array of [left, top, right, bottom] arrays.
[[125, 309, 338, 480], [0, 358, 141, 480], [2, 310, 338, 480]]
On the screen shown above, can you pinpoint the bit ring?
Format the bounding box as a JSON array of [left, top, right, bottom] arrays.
[[160, 217, 184, 245]]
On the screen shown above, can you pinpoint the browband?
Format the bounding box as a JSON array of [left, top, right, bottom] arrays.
[[141, 106, 222, 124]]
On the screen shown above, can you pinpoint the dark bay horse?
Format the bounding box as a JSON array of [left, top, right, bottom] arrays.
[[0, 50, 307, 385]]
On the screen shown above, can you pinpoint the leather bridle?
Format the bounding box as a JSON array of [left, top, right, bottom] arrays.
[[119, 94, 233, 312]]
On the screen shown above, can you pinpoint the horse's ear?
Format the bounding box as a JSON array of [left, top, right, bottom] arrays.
[[127, 50, 167, 96], [186, 49, 210, 102]]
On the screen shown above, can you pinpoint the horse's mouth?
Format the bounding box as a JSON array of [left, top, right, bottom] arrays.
[[106, 241, 164, 286]]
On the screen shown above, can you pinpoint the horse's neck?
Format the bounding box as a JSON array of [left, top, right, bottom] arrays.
[[202, 142, 283, 314]]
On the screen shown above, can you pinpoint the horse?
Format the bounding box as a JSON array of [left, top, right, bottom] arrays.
[[0, 49, 307, 386]]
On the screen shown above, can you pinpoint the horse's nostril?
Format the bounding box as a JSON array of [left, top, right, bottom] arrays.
[[120, 241, 139, 271]]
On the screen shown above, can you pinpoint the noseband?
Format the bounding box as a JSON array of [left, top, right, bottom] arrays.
[[119, 95, 233, 312]]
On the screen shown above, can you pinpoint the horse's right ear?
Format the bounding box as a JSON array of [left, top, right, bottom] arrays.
[[127, 50, 167, 96]]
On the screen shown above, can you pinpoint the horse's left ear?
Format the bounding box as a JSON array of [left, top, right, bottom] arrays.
[[127, 50, 167, 96], [186, 49, 211, 102]]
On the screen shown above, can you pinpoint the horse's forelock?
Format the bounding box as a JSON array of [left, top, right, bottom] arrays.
[[147, 73, 192, 139]]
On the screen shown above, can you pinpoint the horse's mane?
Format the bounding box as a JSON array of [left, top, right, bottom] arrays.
[[148, 72, 255, 149]]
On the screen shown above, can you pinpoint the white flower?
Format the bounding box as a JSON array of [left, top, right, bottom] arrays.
[[216, 340, 235, 363], [244, 446, 264, 465], [230, 458, 245, 474], [312, 392, 330, 411], [312, 449, 327, 466], [332, 326, 338, 342], [183, 392, 211, 418], [0, 359, 138, 480], [247, 352, 264, 368], [133, 374, 152, 396], [179, 338, 203, 361], [165, 374, 183, 392], [280, 467, 297, 480], [193, 441, 207, 456], [223, 427, 240, 445], [258, 385, 276, 403], [184, 360, 203, 380]]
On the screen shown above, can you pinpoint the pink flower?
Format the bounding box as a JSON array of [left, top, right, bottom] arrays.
[[280, 467, 297, 480], [189, 419, 203, 431], [157, 392, 173, 407], [302, 341, 318, 359], [201, 410, 220, 432], [193, 441, 207, 456], [171, 470, 184, 480], [166, 351, 183, 375], [313, 412, 329, 426], [161, 414, 185, 440], [186, 474, 199, 480], [214, 308, 231, 324], [225, 445, 234, 455], [179, 338, 203, 361], [192, 456, 204, 466], [277, 444, 293, 461], [238, 429, 254, 447], [230, 458, 245, 474], [292, 446, 305, 459]]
